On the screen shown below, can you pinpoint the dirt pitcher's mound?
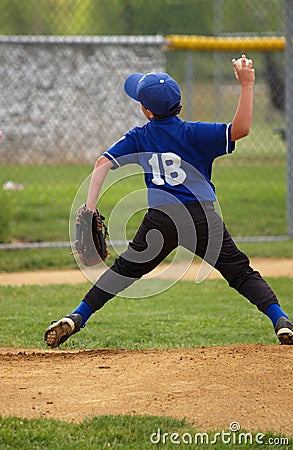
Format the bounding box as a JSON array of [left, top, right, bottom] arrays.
[[1, 344, 292, 436]]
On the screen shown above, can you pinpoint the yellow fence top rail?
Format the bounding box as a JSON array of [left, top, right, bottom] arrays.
[[165, 35, 288, 52]]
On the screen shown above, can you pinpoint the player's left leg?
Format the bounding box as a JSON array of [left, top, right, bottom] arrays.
[[214, 233, 293, 345], [80, 207, 180, 312], [273, 316, 293, 344], [213, 236, 292, 344]]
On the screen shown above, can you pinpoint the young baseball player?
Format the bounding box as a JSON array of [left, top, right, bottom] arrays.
[[45, 55, 293, 347]]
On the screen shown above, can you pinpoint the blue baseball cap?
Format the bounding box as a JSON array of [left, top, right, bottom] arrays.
[[124, 72, 181, 117]]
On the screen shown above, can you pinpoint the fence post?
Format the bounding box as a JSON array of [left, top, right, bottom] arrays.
[[285, 0, 293, 238], [184, 51, 193, 121]]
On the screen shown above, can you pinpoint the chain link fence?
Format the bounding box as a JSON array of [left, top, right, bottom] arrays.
[[0, 35, 164, 164], [0, 0, 291, 245]]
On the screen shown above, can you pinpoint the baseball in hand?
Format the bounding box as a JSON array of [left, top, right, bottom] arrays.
[[235, 56, 249, 68], [0, 130, 3, 140]]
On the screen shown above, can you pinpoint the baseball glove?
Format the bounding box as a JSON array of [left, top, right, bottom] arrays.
[[74, 204, 108, 266]]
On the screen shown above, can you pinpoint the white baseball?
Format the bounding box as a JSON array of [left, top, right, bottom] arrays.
[[235, 57, 249, 68]]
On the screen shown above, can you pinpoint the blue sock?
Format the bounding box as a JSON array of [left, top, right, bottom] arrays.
[[71, 301, 93, 327], [265, 304, 288, 327]]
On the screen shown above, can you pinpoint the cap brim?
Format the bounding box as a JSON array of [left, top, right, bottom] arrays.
[[124, 73, 145, 101]]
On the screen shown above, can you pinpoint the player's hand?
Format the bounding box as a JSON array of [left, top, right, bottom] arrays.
[[232, 54, 255, 87]]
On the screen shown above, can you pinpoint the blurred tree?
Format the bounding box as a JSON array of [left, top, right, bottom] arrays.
[[222, 0, 283, 33], [0, 0, 284, 35], [0, 0, 284, 36], [111, 0, 214, 35]]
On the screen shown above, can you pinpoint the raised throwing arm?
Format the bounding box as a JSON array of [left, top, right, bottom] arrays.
[[230, 54, 255, 141]]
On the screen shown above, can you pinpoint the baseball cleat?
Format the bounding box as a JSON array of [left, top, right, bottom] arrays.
[[44, 313, 82, 348], [275, 317, 293, 345]]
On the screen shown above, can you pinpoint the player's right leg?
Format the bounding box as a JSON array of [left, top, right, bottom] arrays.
[[44, 207, 178, 348]]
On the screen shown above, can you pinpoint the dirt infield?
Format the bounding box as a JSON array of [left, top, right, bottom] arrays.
[[0, 257, 292, 285], [1, 345, 292, 436], [1, 259, 292, 436]]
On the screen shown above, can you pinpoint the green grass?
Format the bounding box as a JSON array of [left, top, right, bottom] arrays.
[[0, 415, 291, 449], [0, 239, 292, 273], [0, 247, 78, 272], [0, 160, 291, 274], [214, 162, 287, 237], [1, 278, 292, 349], [0, 151, 291, 448], [0, 278, 292, 449], [0, 55, 291, 450], [0, 157, 289, 244], [238, 239, 293, 258], [0, 165, 92, 242]]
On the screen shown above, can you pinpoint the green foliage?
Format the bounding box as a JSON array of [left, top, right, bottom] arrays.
[[0, 0, 285, 36]]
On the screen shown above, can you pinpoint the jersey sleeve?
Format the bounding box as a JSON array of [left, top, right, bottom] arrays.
[[195, 122, 235, 160], [102, 130, 139, 169]]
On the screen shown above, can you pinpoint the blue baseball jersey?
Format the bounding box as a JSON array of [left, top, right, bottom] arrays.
[[103, 116, 235, 207]]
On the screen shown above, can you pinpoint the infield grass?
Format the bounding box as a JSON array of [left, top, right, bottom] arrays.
[[1, 277, 292, 349], [1, 278, 292, 449]]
